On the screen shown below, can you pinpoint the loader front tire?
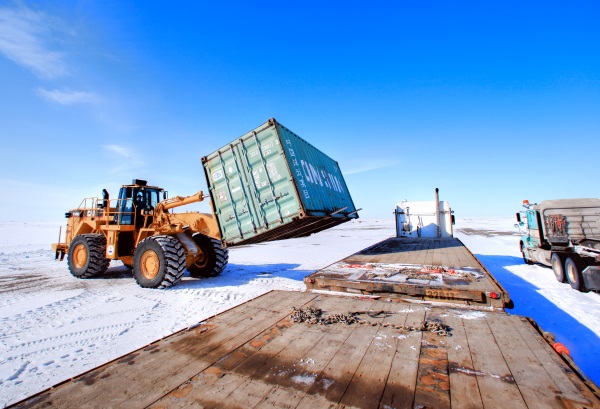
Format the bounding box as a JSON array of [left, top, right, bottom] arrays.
[[133, 236, 186, 288], [188, 234, 229, 278], [67, 234, 110, 279]]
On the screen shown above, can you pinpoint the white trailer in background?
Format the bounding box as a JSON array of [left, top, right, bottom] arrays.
[[394, 188, 455, 238]]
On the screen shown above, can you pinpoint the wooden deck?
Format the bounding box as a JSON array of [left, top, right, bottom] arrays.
[[12, 290, 600, 409], [305, 237, 511, 309]]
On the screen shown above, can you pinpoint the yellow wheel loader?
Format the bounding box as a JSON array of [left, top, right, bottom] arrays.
[[52, 179, 228, 288]]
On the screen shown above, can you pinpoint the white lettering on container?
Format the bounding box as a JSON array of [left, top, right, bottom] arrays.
[[283, 139, 346, 199], [301, 160, 343, 193]]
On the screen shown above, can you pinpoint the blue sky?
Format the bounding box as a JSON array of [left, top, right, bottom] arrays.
[[0, 1, 598, 221]]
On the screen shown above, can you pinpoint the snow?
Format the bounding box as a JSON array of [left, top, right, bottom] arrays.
[[0, 217, 599, 407]]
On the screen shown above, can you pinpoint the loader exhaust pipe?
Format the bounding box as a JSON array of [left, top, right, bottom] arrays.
[[435, 188, 441, 238]]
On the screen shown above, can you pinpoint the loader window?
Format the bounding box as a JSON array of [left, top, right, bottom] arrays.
[[116, 187, 135, 225], [134, 189, 160, 209], [115, 186, 163, 225]]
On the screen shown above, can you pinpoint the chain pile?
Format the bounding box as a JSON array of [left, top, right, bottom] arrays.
[[290, 307, 451, 336]]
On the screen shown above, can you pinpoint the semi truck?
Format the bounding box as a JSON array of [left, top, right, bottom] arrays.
[[393, 188, 455, 238], [517, 198, 600, 292]]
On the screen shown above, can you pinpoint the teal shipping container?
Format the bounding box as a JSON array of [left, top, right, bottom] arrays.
[[202, 118, 359, 246]]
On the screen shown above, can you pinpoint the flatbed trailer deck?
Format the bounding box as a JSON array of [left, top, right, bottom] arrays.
[[11, 237, 600, 408], [11, 290, 599, 408], [305, 237, 511, 310]]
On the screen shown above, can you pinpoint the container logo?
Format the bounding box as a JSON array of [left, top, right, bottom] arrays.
[[213, 171, 223, 181], [300, 160, 344, 193], [284, 138, 345, 199]]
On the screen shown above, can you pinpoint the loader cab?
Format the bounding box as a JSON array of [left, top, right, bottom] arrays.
[[115, 179, 165, 226]]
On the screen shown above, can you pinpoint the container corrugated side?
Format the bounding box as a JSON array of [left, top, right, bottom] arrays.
[[275, 122, 357, 217], [202, 119, 358, 246]]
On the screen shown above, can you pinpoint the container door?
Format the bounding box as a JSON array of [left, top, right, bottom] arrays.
[[240, 129, 302, 231], [206, 147, 257, 242], [204, 125, 303, 244]]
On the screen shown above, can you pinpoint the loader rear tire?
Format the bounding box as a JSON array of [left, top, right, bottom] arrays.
[[565, 256, 588, 292], [132, 236, 186, 288], [188, 234, 229, 278], [67, 234, 110, 278], [551, 253, 566, 283]]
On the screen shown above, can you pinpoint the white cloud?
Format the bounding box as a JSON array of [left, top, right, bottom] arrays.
[[0, 4, 69, 79], [37, 88, 99, 105], [344, 159, 397, 175], [103, 144, 132, 158]]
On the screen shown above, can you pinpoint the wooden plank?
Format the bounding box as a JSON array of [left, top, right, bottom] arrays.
[[295, 299, 390, 408], [189, 294, 359, 408], [149, 299, 317, 408], [413, 309, 451, 409], [12, 287, 600, 409], [378, 305, 427, 409], [444, 313, 484, 409], [30, 290, 313, 409], [515, 317, 600, 407], [463, 313, 528, 409], [487, 314, 588, 408], [446, 242, 462, 269], [431, 239, 442, 266], [24, 291, 289, 408], [124, 291, 316, 408], [433, 241, 448, 266], [338, 301, 417, 408], [253, 296, 374, 408], [424, 238, 435, 266]]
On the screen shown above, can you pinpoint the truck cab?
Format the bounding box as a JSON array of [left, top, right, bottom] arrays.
[[517, 206, 552, 266]]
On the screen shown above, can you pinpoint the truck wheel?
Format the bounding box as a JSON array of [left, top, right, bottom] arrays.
[[551, 253, 566, 283], [188, 234, 229, 278], [521, 243, 534, 265], [132, 236, 186, 288], [565, 257, 588, 292], [67, 234, 110, 278]]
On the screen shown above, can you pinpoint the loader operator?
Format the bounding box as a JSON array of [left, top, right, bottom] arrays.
[[134, 192, 147, 228]]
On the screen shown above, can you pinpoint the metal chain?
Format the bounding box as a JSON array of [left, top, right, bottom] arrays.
[[291, 307, 451, 336]]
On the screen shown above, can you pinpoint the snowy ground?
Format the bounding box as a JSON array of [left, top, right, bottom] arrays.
[[0, 218, 599, 407]]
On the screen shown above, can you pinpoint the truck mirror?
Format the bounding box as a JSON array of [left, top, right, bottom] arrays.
[[451, 215, 456, 225], [516, 212, 521, 222]]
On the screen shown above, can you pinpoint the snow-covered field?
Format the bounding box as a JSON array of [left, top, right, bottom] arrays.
[[0, 218, 599, 407]]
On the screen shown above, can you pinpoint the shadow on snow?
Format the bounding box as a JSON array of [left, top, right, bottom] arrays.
[[101, 262, 311, 290]]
